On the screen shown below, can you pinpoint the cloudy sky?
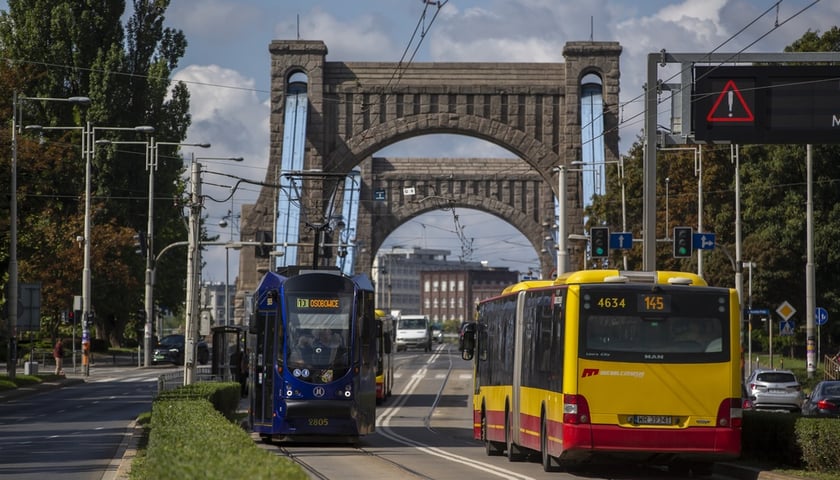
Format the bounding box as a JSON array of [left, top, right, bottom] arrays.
[[161, 0, 837, 282]]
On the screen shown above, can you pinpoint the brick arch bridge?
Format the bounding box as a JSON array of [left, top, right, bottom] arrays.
[[236, 39, 621, 306]]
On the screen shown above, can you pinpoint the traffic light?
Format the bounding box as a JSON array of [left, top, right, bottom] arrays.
[[673, 227, 693, 258], [256, 230, 272, 258], [133, 231, 147, 257], [590, 227, 609, 259]]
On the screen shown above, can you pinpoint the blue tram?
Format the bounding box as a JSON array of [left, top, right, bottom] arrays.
[[249, 268, 377, 442]]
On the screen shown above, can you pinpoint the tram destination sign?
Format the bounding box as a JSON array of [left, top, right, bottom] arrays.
[[693, 65, 840, 144]]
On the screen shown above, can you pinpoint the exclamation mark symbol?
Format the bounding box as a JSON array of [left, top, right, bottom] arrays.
[[727, 90, 734, 117]]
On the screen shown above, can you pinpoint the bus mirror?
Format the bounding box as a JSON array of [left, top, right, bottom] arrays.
[[459, 323, 476, 360]]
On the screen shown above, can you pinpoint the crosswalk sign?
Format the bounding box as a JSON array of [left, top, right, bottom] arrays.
[[779, 320, 795, 336]]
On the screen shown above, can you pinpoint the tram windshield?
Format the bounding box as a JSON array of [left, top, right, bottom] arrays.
[[284, 292, 353, 383]]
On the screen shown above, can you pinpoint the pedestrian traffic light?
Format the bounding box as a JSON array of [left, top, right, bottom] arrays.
[[673, 227, 693, 258], [590, 227, 609, 259]]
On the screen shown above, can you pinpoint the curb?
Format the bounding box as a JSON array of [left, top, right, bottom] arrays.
[[104, 420, 143, 480]]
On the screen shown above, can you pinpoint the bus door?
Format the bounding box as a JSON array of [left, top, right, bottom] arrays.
[[510, 291, 526, 444], [252, 309, 277, 428]]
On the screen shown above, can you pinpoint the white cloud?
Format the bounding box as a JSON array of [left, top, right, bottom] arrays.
[[173, 64, 270, 282]]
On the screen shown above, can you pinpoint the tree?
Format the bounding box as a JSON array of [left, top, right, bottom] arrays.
[[0, 1, 191, 347]]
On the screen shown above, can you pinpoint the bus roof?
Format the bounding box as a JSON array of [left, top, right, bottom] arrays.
[[554, 270, 707, 286], [501, 280, 556, 295]]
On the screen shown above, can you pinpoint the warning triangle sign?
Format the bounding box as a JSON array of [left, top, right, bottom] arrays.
[[706, 80, 754, 123]]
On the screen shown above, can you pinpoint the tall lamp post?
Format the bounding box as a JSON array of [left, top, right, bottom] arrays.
[[8, 93, 90, 380], [21, 122, 152, 376]]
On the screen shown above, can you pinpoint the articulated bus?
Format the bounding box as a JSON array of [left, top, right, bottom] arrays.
[[375, 309, 394, 404], [459, 270, 742, 474], [249, 268, 377, 443]]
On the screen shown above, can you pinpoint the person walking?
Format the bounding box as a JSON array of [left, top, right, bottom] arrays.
[[53, 338, 65, 376]]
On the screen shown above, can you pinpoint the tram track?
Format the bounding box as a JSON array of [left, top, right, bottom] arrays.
[[276, 444, 436, 480]]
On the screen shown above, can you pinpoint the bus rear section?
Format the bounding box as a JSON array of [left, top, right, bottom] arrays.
[[554, 283, 742, 470]]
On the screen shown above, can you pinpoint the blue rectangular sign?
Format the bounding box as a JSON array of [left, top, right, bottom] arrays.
[[374, 189, 386, 201], [609, 232, 633, 250], [693, 232, 716, 250]]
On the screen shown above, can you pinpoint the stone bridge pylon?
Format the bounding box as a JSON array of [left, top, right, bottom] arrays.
[[236, 39, 621, 305]]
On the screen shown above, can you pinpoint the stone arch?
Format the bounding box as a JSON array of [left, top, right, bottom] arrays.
[[235, 39, 622, 318]]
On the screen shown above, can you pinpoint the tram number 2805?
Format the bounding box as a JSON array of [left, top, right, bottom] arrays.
[[307, 418, 330, 427]]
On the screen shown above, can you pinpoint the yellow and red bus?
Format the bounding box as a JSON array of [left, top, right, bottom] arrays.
[[375, 309, 394, 404], [459, 270, 742, 474]]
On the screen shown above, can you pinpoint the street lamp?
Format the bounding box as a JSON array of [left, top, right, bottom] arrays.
[[8, 93, 90, 380], [46, 125, 154, 373]]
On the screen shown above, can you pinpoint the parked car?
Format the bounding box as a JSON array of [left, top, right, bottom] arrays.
[[801, 380, 840, 417], [152, 334, 210, 366], [745, 368, 803, 412]]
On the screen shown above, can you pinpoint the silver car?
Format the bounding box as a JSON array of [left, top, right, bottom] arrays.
[[745, 368, 803, 412]]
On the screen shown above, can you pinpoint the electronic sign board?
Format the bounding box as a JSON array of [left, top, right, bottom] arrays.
[[693, 65, 840, 144]]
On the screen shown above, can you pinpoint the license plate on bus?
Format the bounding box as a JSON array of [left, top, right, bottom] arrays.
[[629, 415, 673, 425]]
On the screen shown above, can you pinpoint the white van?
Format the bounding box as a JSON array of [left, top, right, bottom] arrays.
[[395, 314, 432, 352]]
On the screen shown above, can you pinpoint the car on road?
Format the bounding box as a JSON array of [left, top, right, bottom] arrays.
[[431, 324, 444, 343], [152, 334, 210, 366], [745, 368, 803, 412], [801, 380, 840, 417]]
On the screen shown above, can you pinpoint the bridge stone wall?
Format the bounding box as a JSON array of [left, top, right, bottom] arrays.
[[235, 39, 621, 317]]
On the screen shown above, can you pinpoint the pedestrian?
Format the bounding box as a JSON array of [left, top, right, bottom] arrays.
[[53, 337, 65, 376]]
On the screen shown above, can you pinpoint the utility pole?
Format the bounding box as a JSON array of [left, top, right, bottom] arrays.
[[184, 161, 202, 385]]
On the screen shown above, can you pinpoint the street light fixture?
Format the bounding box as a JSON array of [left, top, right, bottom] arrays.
[[8, 93, 90, 380]]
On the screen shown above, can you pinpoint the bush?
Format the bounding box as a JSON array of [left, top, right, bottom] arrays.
[[795, 417, 840, 472], [156, 382, 240, 420], [741, 411, 803, 467], [134, 398, 307, 480]]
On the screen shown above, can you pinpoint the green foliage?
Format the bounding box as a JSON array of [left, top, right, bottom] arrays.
[[741, 411, 803, 467], [134, 392, 307, 480], [156, 382, 241, 420], [795, 417, 840, 472], [0, 1, 192, 348]]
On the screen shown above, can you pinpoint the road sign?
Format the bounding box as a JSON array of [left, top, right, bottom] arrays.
[[706, 80, 755, 123], [816, 307, 828, 326], [692, 232, 716, 250], [748, 308, 770, 315], [374, 189, 386, 201], [609, 232, 633, 250], [780, 320, 795, 336], [776, 301, 796, 321], [693, 65, 840, 144]]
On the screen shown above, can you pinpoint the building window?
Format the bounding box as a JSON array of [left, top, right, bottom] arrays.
[[458, 280, 465, 291], [424, 280, 430, 292], [433, 280, 439, 292]]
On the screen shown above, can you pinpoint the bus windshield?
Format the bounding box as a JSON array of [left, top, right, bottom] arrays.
[[284, 292, 353, 383], [579, 286, 730, 363]]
